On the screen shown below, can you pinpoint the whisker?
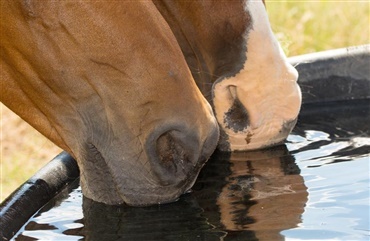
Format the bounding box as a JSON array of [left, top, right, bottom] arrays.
[[293, 60, 313, 68], [298, 84, 314, 88], [301, 91, 317, 98], [293, 62, 301, 68], [187, 64, 223, 79]]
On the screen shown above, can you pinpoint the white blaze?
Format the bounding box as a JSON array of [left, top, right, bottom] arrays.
[[213, 0, 301, 151]]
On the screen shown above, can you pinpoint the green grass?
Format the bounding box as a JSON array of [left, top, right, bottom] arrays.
[[266, 0, 370, 56], [1, 2, 369, 202]]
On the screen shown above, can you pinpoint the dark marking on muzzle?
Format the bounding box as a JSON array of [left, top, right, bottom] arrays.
[[224, 98, 250, 133], [245, 131, 253, 144]]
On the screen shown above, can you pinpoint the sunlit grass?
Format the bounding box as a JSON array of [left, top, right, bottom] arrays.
[[0, 105, 61, 202], [266, 0, 370, 56]]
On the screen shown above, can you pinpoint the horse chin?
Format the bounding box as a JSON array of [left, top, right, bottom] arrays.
[[78, 146, 204, 206], [217, 118, 297, 152], [84, 175, 196, 207]]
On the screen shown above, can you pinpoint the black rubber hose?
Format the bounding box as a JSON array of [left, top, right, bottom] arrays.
[[0, 152, 80, 240]]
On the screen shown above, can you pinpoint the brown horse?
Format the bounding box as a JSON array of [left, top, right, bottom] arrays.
[[0, 0, 301, 206], [1, 0, 220, 206], [154, 0, 301, 151]]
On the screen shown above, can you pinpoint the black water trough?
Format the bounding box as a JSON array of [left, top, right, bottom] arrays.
[[1, 45, 369, 240]]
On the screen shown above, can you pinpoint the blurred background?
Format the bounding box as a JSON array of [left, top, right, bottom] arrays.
[[1, 1, 369, 202]]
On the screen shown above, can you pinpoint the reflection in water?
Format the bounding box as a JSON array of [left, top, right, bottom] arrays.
[[193, 147, 308, 241], [82, 194, 224, 241], [80, 146, 308, 241]]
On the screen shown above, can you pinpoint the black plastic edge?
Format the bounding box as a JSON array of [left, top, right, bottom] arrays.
[[0, 152, 79, 240], [289, 44, 370, 104]]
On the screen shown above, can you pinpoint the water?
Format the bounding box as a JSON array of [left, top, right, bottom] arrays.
[[13, 100, 369, 241]]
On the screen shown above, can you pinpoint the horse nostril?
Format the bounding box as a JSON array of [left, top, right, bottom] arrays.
[[146, 121, 218, 188], [147, 129, 198, 186], [156, 131, 188, 171]]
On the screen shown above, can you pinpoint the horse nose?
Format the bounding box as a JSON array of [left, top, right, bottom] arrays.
[[146, 123, 219, 187]]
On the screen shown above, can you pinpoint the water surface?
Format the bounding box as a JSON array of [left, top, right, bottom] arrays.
[[14, 100, 370, 241]]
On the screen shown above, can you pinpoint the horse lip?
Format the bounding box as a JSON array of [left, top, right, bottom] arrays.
[[119, 171, 199, 206]]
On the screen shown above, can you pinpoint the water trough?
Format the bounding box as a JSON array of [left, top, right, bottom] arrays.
[[1, 45, 369, 240]]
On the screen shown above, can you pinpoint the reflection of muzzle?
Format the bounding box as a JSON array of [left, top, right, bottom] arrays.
[[81, 195, 217, 241], [215, 146, 308, 240]]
